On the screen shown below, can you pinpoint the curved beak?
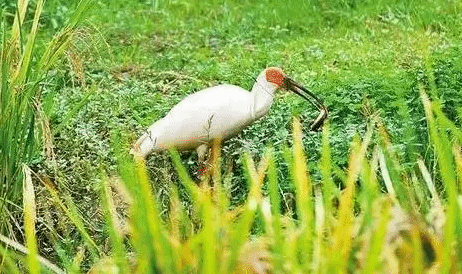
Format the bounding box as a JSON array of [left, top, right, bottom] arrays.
[[283, 76, 328, 131]]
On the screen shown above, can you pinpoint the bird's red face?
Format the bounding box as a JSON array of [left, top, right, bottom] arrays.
[[265, 67, 286, 88], [265, 66, 329, 131]]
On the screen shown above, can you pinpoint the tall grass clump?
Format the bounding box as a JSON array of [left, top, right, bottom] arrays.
[[21, 95, 459, 273], [0, 0, 91, 231], [83, 105, 457, 273], [5, 98, 462, 272]]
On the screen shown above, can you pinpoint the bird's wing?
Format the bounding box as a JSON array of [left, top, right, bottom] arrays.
[[167, 84, 251, 116], [155, 84, 255, 150]]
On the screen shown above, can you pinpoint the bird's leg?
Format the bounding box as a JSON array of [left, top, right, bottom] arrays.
[[196, 139, 222, 179], [196, 143, 209, 177], [196, 114, 216, 178]]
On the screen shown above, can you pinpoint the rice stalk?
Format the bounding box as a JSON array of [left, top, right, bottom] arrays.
[[266, 146, 284, 273], [202, 187, 215, 274], [363, 199, 391, 274], [358, 146, 380, 231], [376, 120, 411, 208], [319, 121, 335, 235], [331, 128, 372, 272], [417, 158, 442, 209], [13, 0, 44, 85], [133, 156, 175, 273], [282, 118, 313, 269], [312, 186, 325, 273], [226, 149, 270, 272], [0, 0, 91, 233]]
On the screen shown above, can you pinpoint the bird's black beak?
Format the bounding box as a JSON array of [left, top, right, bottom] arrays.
[[283, 76, 328, 131]]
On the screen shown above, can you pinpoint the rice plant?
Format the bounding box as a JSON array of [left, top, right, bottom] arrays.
[[0, 0, 91, 233]]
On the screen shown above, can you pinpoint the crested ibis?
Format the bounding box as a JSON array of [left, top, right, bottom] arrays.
[[131, 67, 328, 167]]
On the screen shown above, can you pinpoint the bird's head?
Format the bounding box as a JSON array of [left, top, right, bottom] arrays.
[[265, 67, 286, 88], [264, 67, 329, 131]]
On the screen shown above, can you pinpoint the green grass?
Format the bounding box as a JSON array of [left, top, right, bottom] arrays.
[[2, 0, 462, 272]]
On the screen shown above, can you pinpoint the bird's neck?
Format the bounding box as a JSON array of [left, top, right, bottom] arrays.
[[251, 74, 277, 119]]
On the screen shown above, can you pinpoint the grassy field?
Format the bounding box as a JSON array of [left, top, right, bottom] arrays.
[[1, 0, 462, 272]]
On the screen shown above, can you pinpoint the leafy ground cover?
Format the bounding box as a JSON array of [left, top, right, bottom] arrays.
[[50, 0, 462, 210], [1, 0, 462, 272]]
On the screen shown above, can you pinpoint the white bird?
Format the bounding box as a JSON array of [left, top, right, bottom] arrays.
[[131, 67, 327, 168]]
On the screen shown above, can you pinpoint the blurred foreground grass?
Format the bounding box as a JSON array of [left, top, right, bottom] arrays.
[[7, 99, 462, 272]]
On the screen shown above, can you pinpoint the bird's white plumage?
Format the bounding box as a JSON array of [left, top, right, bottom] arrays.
[[133, 69, 278, 158]]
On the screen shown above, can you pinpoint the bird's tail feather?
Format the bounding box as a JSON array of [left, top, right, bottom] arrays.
[[131, 132, 155, 158]]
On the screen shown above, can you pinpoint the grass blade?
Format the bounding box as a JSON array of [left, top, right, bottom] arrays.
[[267, 146, 284, 272], [134, 156, 174, 273], [227, 150, 269, 272], [319, 121, 336, 234], [291, 118, 313, 268], [312, 186, 325, 273], [22, 165, 40, 274], [10, 0, 29, 43], [14, 0, 44, 84], [378, 148, 396, 198], [202, 193, 216, 274], [169, 148, 200, 204], [421, 87, 458, 272], [0, 244, 21, 274], [332, 128, 372, 272]]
